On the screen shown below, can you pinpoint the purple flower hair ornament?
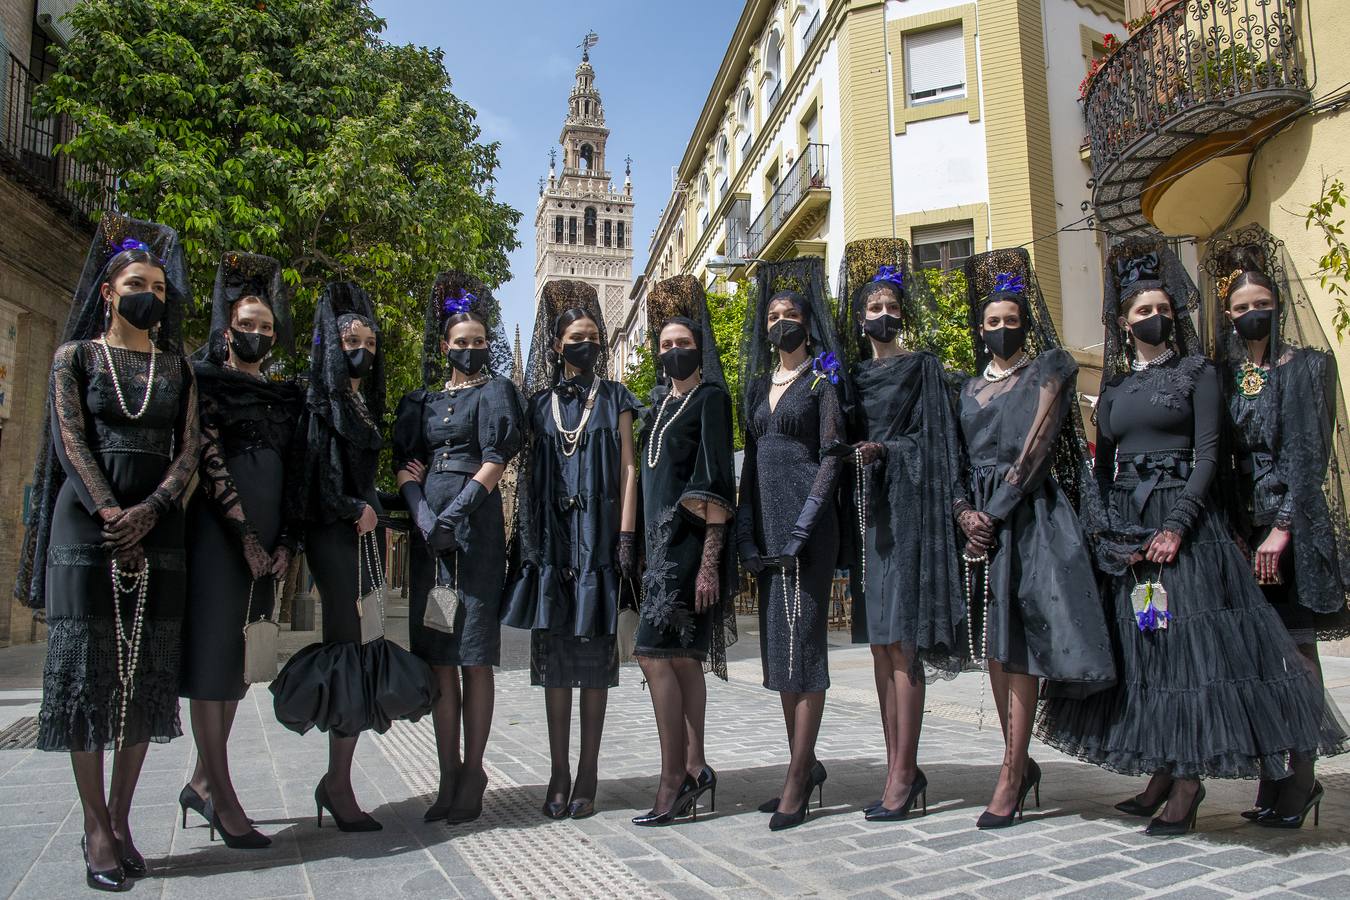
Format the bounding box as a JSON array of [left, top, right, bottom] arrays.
[[992, 272, 1025, 295], [443, 288, 478, 317], [872, 265, 905, 290]]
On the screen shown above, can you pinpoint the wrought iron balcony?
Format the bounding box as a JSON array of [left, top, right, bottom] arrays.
[[2, 51, 106, 221], [803, 9, 823, 54], [747, 143, 829, 260], [1084, 0, 1310, 235]]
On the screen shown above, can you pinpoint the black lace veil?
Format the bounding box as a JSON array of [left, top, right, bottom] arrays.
[[836, 238, 936, 361], [646, 275, 727, 395], [203, 251, 290, 364], [523, 279, 610, 397], [742, 257, 846, 418], [15, 213, 191, 609], [1102, 237, 1203, 381], [308, 281, 385, 445], [421, 271, 512, 389], [1203, 223, 1350, 619]]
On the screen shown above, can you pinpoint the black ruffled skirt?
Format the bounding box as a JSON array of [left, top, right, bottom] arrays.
[[1036, 474, 1347, 779]]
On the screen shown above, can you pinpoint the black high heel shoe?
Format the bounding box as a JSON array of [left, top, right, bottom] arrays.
[[1116, 771, 1171, 817], [207, 802, 272, 849], [684, 766, 717, 814], [976, 759, 1041, 829], [758, 760, 826, 813], [179, 784, 208, 829], [1145, 783, 1205, 837], [117, 839, 148, 878], [1256, 781, 1323, 829], [1241, 778, 1279, 822], [633, 775, 699, 826], [445, 768, 488, 825], [542, 774, 572, 820], [82, 836, 126, 893], [865, 768, 928, 822], [768, 771, 815, 832], [314, 777, 383, 832]]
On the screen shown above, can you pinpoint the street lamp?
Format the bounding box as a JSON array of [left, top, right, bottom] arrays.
[[705, 253, 769, 278]]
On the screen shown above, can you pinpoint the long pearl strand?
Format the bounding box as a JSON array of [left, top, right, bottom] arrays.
[[110, 559, 150, 749], [854, 448, 868, 586], [645, 383, 701, 469], [96, 338, 156, 420], [961, 550, 991, 731], [551, 378, 601, 458], [784, 558, 803, 681]]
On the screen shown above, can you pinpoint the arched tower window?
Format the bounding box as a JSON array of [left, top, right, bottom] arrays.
[[584, 207, 597, 245], [580, 144, 594, 171]]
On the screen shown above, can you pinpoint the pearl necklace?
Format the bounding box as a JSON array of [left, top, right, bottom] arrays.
[[444, 373, 489, 394], [771, 358, 811, 386], [96, 338, 156, 420], [110, 558, 150, 749], [982, 352, 1030, 382], [854, 448, 868, 586], [784, 558, 803, 680], [551, 378, 601, 457], [961, 550, 991, 731], [1131, 346, 1175, 371], [645, 383, 701, 469]]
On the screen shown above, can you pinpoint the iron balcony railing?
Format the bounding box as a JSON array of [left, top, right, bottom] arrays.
[[2, 51, 106, 219], [767, 80, 782, 113], [803, 9, 823, 53], [746, 143, 828, 259], [1083, 0, 1308, 181], [724, 196, 751, 260]]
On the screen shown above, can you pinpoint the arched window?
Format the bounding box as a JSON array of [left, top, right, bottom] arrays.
[[764, 32, 783, 109], [716, 135, 730, 171], [699, 173, 710, 205], [584, 207, 597, 245], [580, 144, 594, 171], [617, 222, 625, 249]]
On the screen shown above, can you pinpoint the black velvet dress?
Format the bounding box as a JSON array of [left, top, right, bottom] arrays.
[[1221, 349, 1350, 642], [1036, 356, 1344, 778], [39, 341, 199, 751], [393, 377, 523, 668], [955, 350, 1113, 686], [180, 361, 302, 701], [848, 352, 965, 676], [738, 376, 843, 693], [502, 377, 639, 688], [635, 384, 738, 671], [270, 395, 438, 738]]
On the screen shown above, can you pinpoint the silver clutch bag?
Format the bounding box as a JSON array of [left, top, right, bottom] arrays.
[[358, 531, 386, 645], [242, 579, 280, 684]]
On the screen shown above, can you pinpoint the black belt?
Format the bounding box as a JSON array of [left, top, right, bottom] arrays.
[[1116, 451, 1193, 515], [431, 454, 481, 477]]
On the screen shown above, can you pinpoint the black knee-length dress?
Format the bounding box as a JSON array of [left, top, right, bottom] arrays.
[[737, 375, 843, 693], [393, 377, 523, 667], [180, 361, 302, 701], [38, 340, 200, 751]]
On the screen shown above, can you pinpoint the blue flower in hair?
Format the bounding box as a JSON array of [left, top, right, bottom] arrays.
[[872, 265, 905, 290], [811, 350, 841, 388], [115, 238, 152, 254], [443, 288, 478, 316], [992, 272, 1024, 294]]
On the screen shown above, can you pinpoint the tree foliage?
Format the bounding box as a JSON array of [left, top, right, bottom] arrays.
[[38, 0, 520, 403], [922, 267, 975, 373]]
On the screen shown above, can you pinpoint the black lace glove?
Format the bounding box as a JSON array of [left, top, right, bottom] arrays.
[[956, 507, 995, 555], [696, 524, 727, 612], [1161, 494, 1204, 538], [241, 531, 272, 580], [101, 502, 160, 551], [778, 495, 826, 564], [114, 542, 145, 571], [618, 531, 637, 579], [270, 544, 294, 580]]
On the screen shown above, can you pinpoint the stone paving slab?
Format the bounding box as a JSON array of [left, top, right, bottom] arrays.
[[1, 620, 1349, 897]]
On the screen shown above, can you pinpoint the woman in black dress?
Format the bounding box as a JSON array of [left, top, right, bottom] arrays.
[[835, 242, 966, 823], [270, 282, 437, 832], [630, 275, 738, 826], [503, 279, 636, 821], [735, 257, 845, 831], [1036, 240, 1342, 836], [394, 272, 523, 824], [1206, 225, 1350, 826], [954, 249, 1114, 828], [180, 252, 301, 848], [16, 214, 200, 889]]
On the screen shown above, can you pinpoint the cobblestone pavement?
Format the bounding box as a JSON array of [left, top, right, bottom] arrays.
[[1, 608, 1349, 898]]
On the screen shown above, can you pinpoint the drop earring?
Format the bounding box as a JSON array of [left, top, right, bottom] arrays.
[[103, 300, 112, 335]]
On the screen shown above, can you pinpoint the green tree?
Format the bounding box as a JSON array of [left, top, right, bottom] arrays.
[[921, 267, 975, 372], [38, 0, 519, 405]]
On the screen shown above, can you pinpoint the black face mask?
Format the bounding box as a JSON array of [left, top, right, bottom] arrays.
[[767, 320, 807, 353], [229, 328, 273, 364], [345, 347, 374, 378], [447, 347, 490, 376], [660, 347, 701, 381], [1233, 308, 1274, 341], [114, 291, 165, 332], [561, 340, 601, 374], [1130, 313, 1174, 347], [863, 314, 902, 344], [983, 325, 1026, 360]]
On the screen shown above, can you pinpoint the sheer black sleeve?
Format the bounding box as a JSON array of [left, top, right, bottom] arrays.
[[146, 355, 200, 515], [984, 350, 1077, 521], [48, 342, 118, 515], [808, 381, 844, 504], [196, 392, 258, 543]]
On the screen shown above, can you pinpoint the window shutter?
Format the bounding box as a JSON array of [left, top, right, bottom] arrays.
[[913, 221, 974, 246], [905, 25, 965, 103]]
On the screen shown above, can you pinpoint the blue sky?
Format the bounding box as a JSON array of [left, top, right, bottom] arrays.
[[371, 0, 743, 340]]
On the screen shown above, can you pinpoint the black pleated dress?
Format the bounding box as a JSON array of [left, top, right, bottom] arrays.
[[1036, 356, 1345, 779], [394, 377, 523, 668], [502, 377, 639, 688], [39, 341, 199, 751], [634, 383, 738, 673], [180, 362, 302, 701], [955, 349, 1114, 686], [737, 376, 843, 693]]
